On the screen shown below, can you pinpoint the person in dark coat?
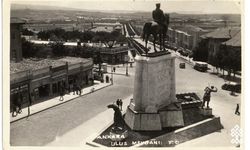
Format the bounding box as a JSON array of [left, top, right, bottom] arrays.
[[106, 75, 109, 83], [59, 86, 65, 101], [116, 99, 120, 108], [152, 3, 165, 25], [12, 95, 18, 117], [235, 103, 240, 115], [77, 85, 82, 95]]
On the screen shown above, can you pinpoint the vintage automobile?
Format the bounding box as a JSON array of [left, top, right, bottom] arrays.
[[177, 48, 190, 57], [221, 82, 241, 93], [193, 61, 208, 72], [179, 63, 186, 69]]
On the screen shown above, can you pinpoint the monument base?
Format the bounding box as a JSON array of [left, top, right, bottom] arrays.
[[199, 108, 213, 116], [109, 128, 128, 142], [125, 103, 184, 131]]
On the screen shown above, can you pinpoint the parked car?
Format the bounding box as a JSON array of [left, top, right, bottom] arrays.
[[221, 82, 241, 93], [177, 48, 189, 57], [193, 61, 208, 72], [179, 63, 185, 69]]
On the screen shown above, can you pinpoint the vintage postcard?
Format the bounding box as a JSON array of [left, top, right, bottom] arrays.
[[3, 0, 244, 149]]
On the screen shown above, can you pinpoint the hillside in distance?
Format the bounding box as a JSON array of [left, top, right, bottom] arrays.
[[11, 4, 241, 23]]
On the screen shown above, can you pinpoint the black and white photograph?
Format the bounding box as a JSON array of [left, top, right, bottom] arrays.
[[3, 0, 244, 149]]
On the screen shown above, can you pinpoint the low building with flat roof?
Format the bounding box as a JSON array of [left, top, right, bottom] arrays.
[[10, 57, 93, 110]]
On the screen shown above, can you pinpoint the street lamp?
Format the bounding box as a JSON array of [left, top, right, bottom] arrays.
[[124, 55, 129, 76], [108, 41, 115, 85], [111, 49, 114, 85]]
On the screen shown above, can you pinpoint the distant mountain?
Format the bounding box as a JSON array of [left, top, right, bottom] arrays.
[[11, 4, 143, 14], [10, 4, 241, 24], [11, 4, 79, 11]]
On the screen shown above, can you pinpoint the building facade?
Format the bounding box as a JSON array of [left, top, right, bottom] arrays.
[[10, 18, 25, 62], [10, 58, 93, 110], [201, 27, 241, 64], [167, 25, 208, 51]]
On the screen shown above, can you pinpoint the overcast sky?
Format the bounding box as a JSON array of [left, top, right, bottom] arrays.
[[11, 0, 242, 14]]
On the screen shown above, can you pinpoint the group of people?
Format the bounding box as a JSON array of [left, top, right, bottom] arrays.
[[59, 82, 82, 101], [72, 83, 82, 95]]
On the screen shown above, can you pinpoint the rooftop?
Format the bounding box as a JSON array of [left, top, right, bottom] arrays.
[[10, 57, 91, 74], [178, 25, 208, 33], [222, 31, 241, 47], [201, 27, 240, 39]]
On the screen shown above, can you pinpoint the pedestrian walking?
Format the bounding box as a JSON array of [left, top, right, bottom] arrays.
[[235, 103, 240, 115], [27, 92, 33, 118], [59, 86, 65, 101], [106, 75, 109, 83], [201, 86, 218, 109], [113, 67, 116, 73], [12, 97, 18, 117], [16, 93, 23, 114], [77, 85, 82, 95]]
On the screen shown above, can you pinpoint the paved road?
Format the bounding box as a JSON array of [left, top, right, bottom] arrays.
[[10, 55, 240, 147], [10, 67, 135, 146]]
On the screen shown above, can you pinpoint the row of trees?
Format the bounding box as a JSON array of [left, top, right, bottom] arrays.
[[34, 28, 127, 44], [36, 28, 95, 42], [193, 39, 241, 77], [22, 29, 127, 74], [22, 38, 101, 59], [209, 45, 241, 77]]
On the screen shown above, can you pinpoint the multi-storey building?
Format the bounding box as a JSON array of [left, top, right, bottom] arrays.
[[167, 25, 208, 51], [201, 27, 240, 62], [10, 18, 25, 62]]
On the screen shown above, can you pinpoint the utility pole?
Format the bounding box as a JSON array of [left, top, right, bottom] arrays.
[[125, 55, 129, 76]]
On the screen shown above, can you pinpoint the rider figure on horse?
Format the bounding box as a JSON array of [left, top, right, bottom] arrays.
[[152, 3, 165, 27]]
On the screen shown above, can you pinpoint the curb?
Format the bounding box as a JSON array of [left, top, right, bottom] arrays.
[[106, 72, 131, 77], [10, 83, 112, 123]]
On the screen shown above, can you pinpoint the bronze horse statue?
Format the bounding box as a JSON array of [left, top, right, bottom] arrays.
[[142, 14, 169, 53]]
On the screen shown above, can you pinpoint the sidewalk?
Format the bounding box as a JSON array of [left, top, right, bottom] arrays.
[[10, 81, 112, 123], [46, 95, 132, 146]]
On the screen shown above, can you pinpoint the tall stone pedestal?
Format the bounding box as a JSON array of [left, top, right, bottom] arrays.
[[125, 53, 184, 131], [199, 108, 213, 116]]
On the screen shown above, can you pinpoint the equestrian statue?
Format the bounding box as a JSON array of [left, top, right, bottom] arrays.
[[142, 3, 169, 53]]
